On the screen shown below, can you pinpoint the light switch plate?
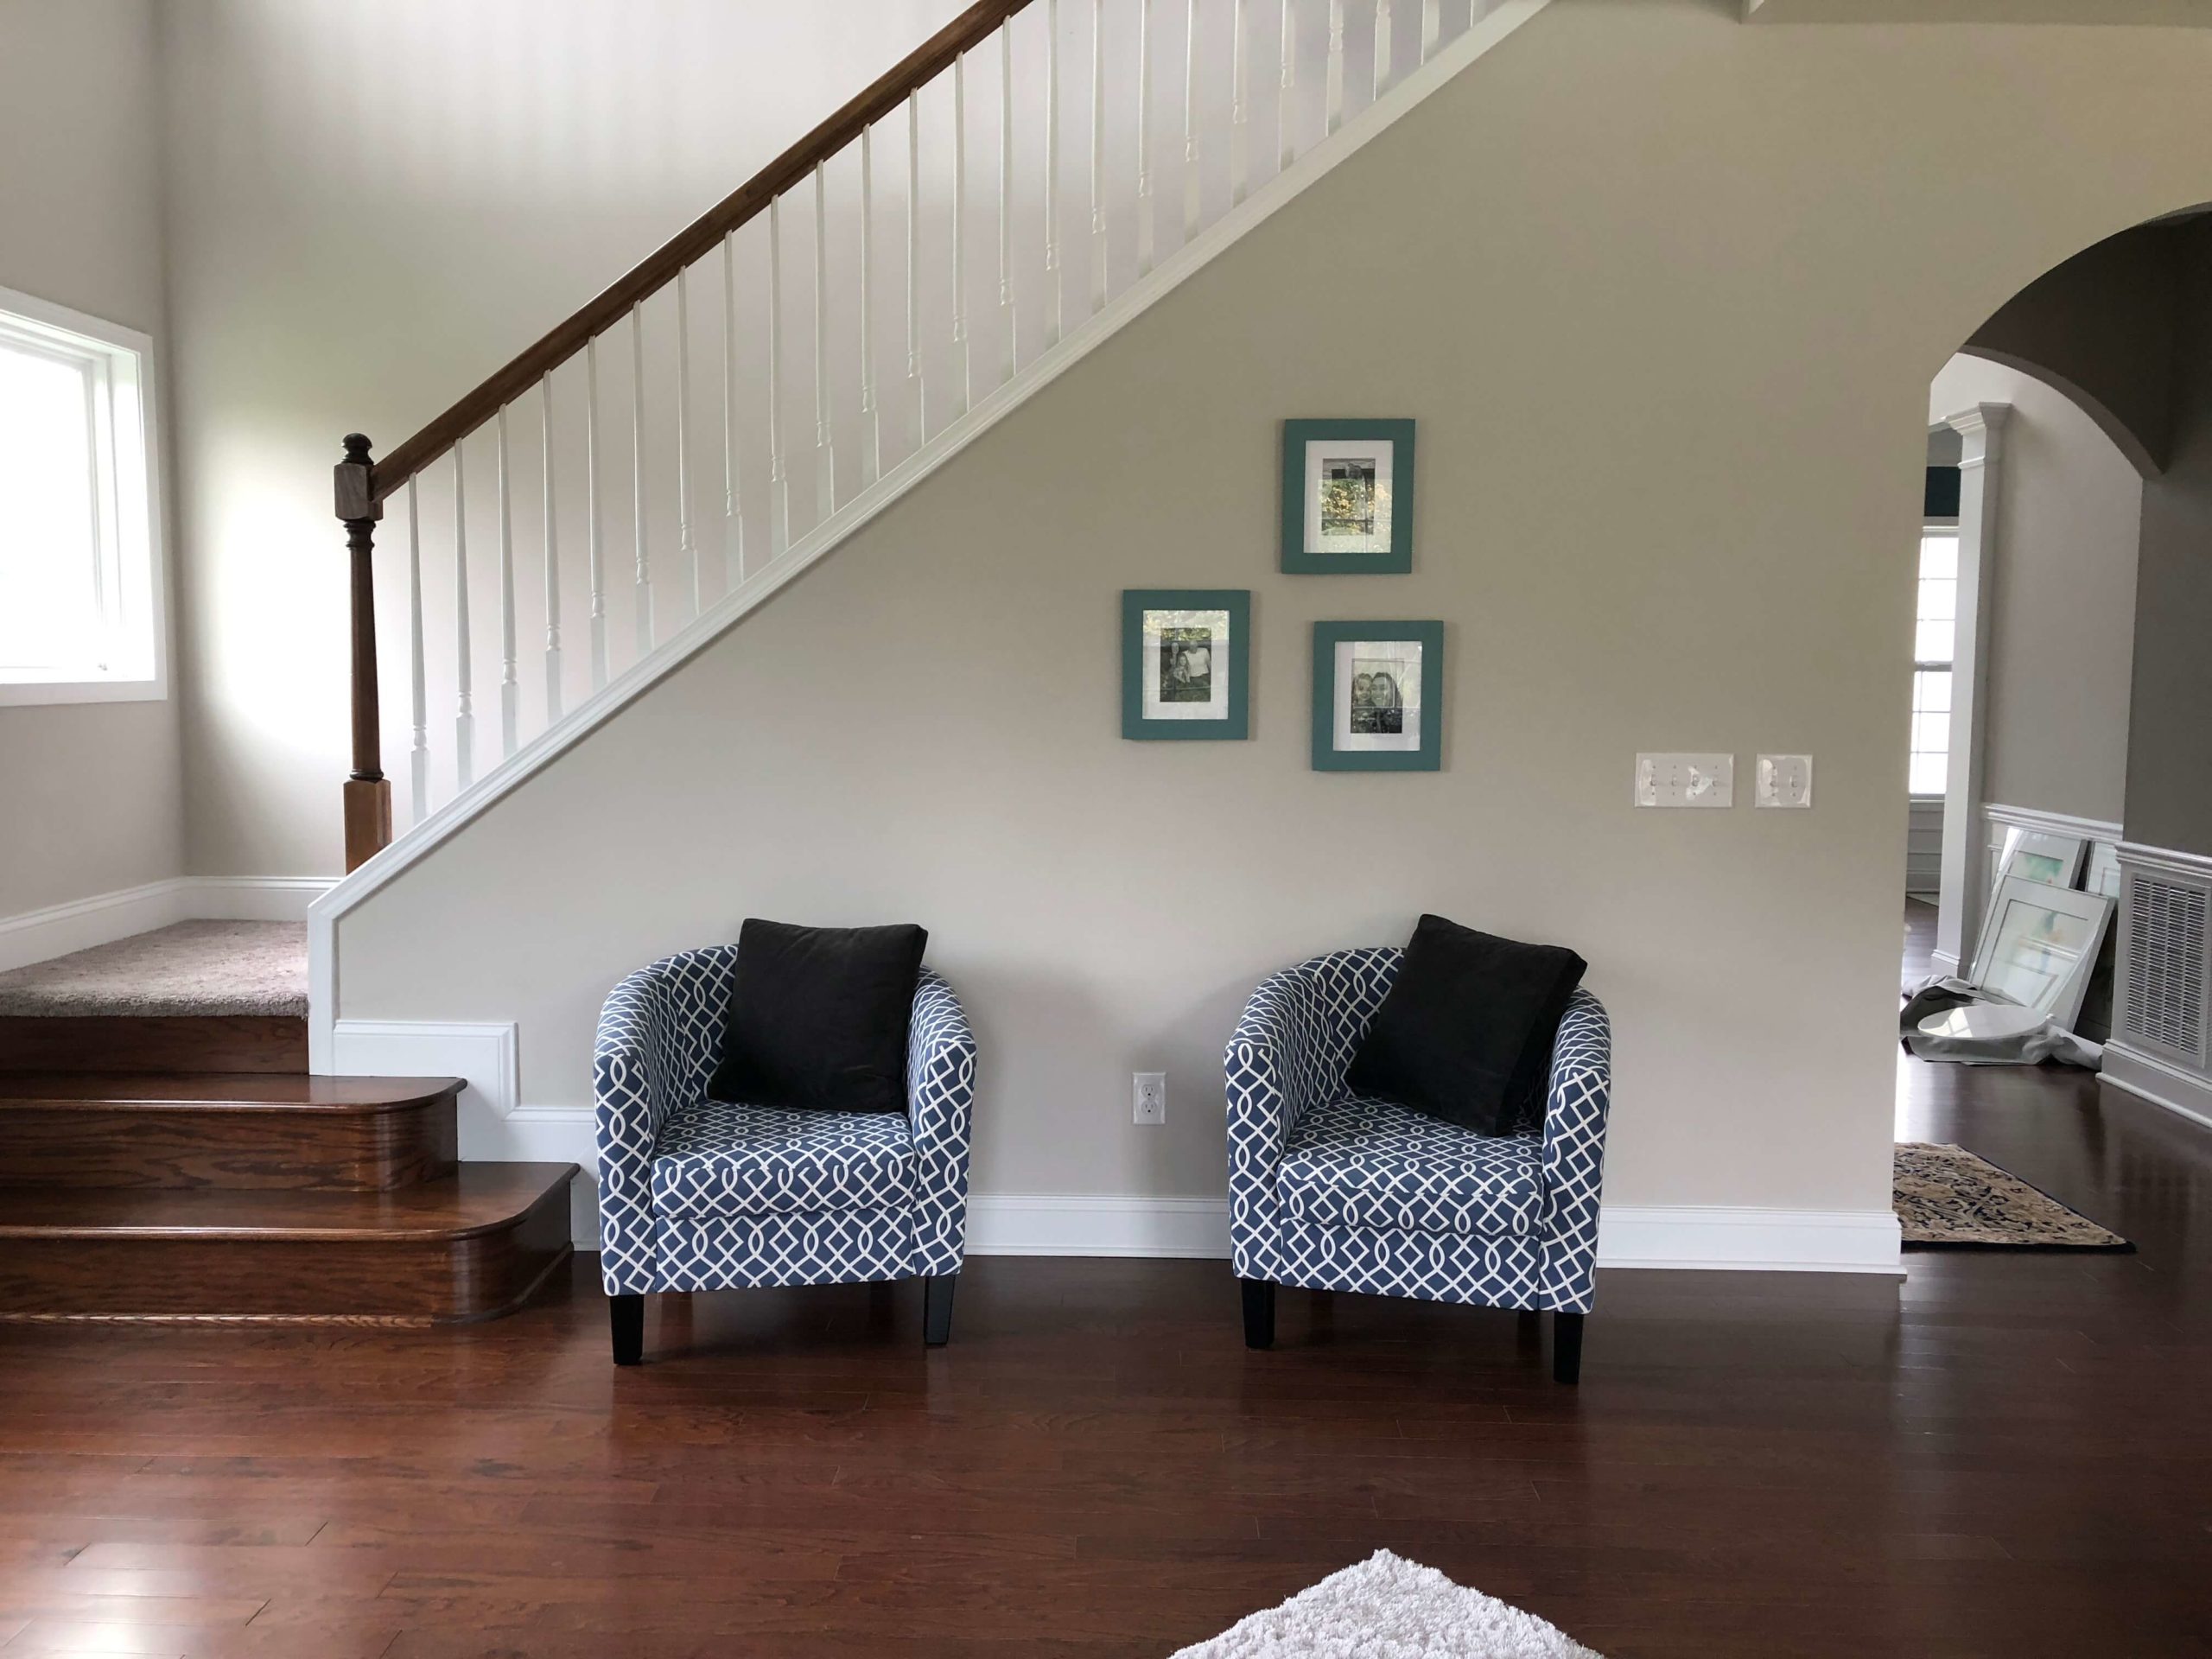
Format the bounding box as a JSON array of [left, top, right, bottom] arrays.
[[1756, 753, 1814, 809], [1635, 753, 1734, 809]]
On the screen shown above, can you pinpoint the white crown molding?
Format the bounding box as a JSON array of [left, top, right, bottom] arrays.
[[1942, 400, 2012, 467], [302, 0, 1557, 1054], [2102, 1039, 2212, 1134], [2117, 840, 2212, 880], [1983, 803, 2124, 845], [0, 875, 337, 976]]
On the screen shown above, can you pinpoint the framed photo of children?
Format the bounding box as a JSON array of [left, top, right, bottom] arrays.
[[1311, 620, 1442, 771], [1281, 418, 1416, 574], [1122, 589, 1251, 741]]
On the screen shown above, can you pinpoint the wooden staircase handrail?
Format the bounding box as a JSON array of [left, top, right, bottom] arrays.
[[367, 0, 1034, 506]]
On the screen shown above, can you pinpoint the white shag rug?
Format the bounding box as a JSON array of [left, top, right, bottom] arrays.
[[1173, 1551, 1604, 1659]]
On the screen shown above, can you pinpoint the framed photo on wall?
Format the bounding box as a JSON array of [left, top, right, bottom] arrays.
[[1311, 620, 1443, 771], [1281, 418, 1416, 574], [1122, 589, 1251, 741]]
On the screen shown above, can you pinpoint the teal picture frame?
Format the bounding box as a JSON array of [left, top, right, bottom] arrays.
[[1122, 588, 1251, 741], [1281, 417, 1416, 575], [1311, 620, 1443, 772]]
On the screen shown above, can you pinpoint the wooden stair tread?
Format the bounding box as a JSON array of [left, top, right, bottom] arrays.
[[0, 1164, 575, 1242], [0, 1072, 461, 1112]]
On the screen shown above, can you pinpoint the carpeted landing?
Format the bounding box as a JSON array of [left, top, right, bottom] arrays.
[[0, 921, 308, 1018]]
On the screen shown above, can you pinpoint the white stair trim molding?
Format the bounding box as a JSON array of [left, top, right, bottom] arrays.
[[2102, 1038, 2212, 1133], [1983, 802, 2125, 844], [304, 0, 1554, 1058], [0, 875, 338, 976], [327, 1018, 518, 1141]]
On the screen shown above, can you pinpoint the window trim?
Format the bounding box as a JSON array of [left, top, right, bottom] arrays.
[[0, 283, 168, 707]]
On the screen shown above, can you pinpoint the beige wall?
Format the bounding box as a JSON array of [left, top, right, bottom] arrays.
[[328, 2, 2212, 1217], [1929, 356, 2140, 827], [0, 0, 183, 917]]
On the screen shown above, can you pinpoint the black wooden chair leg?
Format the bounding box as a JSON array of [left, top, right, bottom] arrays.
[[610, 1293, 645, 1367], [1241, 1279, 1276, 1350], [1517, 1307, 1542, 1356], [1553, 1310, 1585, 1385], [923, 1273, 958, 1346]]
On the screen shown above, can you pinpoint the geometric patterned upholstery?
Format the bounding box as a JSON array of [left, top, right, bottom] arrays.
[[595, 946, 976, 1295], [1225, 948, 1611, 1313], [1278, 1095, 1542, 1236]]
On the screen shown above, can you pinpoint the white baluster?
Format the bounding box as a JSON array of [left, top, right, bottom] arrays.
[[859, 128, 880, 487], [813, 160, 836, 521], [540, 372, 562, 725], [1044, 0, 1063, 349], [453, 445, 475, 793], [1230, 0, 1250, 207], [1182, 0, 1201, 238], [405, 478, 428, 825], [585, 336, 607, 692], [1279, 0, 1298, 172], [629, 302, 652, 653], [906, 92, 927, 437], [951, 51, 971, 417], [676, 265, 698, 616], [1374, 0, 1392, 99], [1135, 0, 1154, 277], [1325, 0, 1344, 136], [1090, 0, 1108, 312], [721, 231, 745, 584], [495, 403, 518, 759], [999, 24, 1017, 379], [768, 194, 789, 555], [1421, 0, 1440, 62]]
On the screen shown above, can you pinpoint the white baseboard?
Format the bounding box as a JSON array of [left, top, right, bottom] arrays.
[[1595, 1204, 1903, 1274], [2101, 1038, 2212, 1133], [0, 874, 336, 975], [967, 1194, 1233, 1259], [1929, 949, 1961, 976]]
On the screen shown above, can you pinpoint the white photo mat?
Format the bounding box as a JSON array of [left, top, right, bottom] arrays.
[[1332, 638, 1422, 751], [1140, 607, 1233, 721], [1303, 438, 1395, 556]]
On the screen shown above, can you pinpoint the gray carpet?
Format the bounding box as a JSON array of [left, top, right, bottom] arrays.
[[0, 921, 308, 1018]]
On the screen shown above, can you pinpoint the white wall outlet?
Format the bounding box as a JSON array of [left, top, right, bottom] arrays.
[[1634, 753, 1735, 809], [1756, 753, 1814, 809], [1133, 1071, 1166, 1125]]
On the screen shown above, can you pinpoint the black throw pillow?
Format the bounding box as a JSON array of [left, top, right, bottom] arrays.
[[1344, 914, 1586, 1137], [706, 918, 929, 1115]]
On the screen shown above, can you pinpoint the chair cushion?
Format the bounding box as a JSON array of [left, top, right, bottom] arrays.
[[1276, 1092, 1544, 1237], [651, 1099, 914, 1220]]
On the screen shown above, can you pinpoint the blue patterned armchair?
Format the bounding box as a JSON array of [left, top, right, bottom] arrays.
[[1224, 949, 1612, 1382], [594, 945, 976, 1363]]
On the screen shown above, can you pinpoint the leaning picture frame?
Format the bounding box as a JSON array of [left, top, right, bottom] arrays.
[[1310, 620, 1443, 772], [1967, 876, 2113, 1032], [1122, 588, 1251, 741], [1992, 825, 2088, 892], [1281, 418, 1416, 574]]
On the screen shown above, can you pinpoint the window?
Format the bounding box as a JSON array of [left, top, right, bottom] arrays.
[[1908, 524, 1959, 797], [0, 285, 164, 703]]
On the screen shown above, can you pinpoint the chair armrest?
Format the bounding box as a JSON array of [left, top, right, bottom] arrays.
[[907, 969, 976, 1272], [1539, 988, 1612, 1248], [1225, 951, 1389, 1173], [593, 948, 736, 1288]]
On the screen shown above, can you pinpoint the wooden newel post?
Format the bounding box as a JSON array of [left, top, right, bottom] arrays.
[[334, 433, 391, 872]]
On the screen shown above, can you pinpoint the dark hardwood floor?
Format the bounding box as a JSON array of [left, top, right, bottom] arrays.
[[1, 905, 2206, 1656]]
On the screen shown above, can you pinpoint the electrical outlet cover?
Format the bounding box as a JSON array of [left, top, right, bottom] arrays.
[[1634, 753, 1735, 809], [1756, 753, 1814, 808], [1133, 1071, 1166, 1125]]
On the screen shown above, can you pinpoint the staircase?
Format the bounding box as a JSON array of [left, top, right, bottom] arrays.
[[0, 925, 574, 1322]]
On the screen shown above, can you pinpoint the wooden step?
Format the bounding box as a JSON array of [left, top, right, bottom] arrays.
[[0, 1073, 461, 1191], [0, 1014, 308, 1074], [0, 1163, 576, 1324]]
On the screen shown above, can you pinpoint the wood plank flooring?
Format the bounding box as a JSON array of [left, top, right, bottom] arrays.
[[0, 905, 2206, 1656]]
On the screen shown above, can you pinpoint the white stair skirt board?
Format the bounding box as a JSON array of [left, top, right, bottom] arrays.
[[2102, 1039, 2212, 1134], [0, 876, 336, 976], [304, 0, 1557, 1071]]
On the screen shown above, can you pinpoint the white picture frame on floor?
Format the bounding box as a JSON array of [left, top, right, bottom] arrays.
[[1991, 826, 2087, 893], [1967, 877, 2113, 1032]]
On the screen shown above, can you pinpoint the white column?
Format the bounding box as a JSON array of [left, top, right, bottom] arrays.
[[1934, 402, 2009, 975]]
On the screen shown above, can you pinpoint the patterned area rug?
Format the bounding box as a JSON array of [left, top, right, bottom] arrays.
[[1173, 1551, 1603, 1658], [1894, 1142, 2132, 1251]]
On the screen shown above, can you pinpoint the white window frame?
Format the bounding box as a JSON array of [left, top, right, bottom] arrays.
[[1908, 516, 1960, 802], [0, 283, 168, 705]]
